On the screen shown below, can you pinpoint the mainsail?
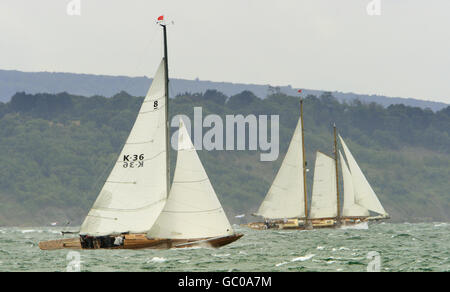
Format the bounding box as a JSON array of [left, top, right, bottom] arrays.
[[254, 117, 306, 219], [340, 151, 370, 217], [147, 119, 234, 239], [80, 60, 168, 236], [339, 135, 388, 216], [309, 152, 338, 219]]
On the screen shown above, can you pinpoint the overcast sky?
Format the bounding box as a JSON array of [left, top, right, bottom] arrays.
[[1, 0, 449, 103]]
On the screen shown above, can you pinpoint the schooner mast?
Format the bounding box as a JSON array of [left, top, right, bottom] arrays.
[[333, 124, 341, 225], [300, 95, 308, 222]]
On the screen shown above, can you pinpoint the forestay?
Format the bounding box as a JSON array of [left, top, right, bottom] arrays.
[[254, 117, 306, 219], [339, 135, 387, 216], [80, 59, 168, 236], [309, 152, 338, 219], [147, 119, 233, 239]]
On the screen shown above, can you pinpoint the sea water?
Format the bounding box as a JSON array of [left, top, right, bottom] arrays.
[[0, 223, 448, 272]]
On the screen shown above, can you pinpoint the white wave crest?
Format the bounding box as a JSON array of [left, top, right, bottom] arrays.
[[147, 257, 166, 263], [340, 222, 368, 230], [291, 254, 315, 262], [212, 253, 230, 258]]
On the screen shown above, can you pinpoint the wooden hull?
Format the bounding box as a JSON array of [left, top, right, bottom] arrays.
[[310, 217, 387, 229], [243, 217, 381, 230], [311, 218, 337, 229], [310, 218, 367, 229], [242, 221, 311, 231], [38, 233, 243, 251], [39, 237, 82, 250]]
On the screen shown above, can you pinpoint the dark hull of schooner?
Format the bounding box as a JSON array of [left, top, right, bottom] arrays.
[[243, 215, 388, 230], [38, 233, 243, 250], [312, 216, 389, 229]]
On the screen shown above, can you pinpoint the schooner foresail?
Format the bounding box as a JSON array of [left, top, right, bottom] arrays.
[[339, 135, 389, 219], [309, 152, 338, 223], [340, 151, 370, 218]]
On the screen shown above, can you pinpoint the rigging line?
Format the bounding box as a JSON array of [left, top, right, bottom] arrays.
[[284, 162, 300, 168], [135, 25, 160, 77], [93, 183, 167, 214], [139, 103, 166, 114], [143, 95, 165, 103], [91, 198, 166, 212], [86, 214, 147, 232], [169, 76, 176, 99], [162, 192, 222, 213], [162, 207, 223, 214], [168, 184, 211, 195], [86, 214, 117, 221], [83, 153, 117, 207], [270, 184, 290, 191], [172, 178, 209, 184], [125, 139, 154, 145], [105, 181, 136, 184]]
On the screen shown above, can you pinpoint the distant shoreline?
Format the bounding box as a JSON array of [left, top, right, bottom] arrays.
[[1, 69, 448, 111]]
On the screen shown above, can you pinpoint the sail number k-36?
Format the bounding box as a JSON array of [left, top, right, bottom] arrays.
[[123, 154, 144, 168]]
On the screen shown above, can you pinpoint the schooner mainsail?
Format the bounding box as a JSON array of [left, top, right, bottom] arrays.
[[39, 17, 242, 250], [246, 99, 310, 230], [308, 125, 342, 228]]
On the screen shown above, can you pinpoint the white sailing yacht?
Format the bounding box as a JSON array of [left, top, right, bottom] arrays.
[[245, 96, 389, 230], [39, 19, 242, 250]]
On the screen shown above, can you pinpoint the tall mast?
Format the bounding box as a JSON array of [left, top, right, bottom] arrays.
[[300, 97, 308, 220], [161, 23, 170, 197], [333, 124, 341, 222]]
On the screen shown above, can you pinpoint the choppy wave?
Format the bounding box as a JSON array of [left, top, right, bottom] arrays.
[[0, 223, 449, 271], [291, 254, 315, 262], [147, 257, 166, 263], [340, 222, 369, 230]]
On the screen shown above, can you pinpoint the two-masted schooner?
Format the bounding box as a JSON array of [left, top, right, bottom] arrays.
[[246, 96, 389, 230], [39, 18, 242, 250]]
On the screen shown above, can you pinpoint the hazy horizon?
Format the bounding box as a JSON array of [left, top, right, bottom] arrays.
[[2, 68, 449, 107], [1, 0, 450, 103]]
